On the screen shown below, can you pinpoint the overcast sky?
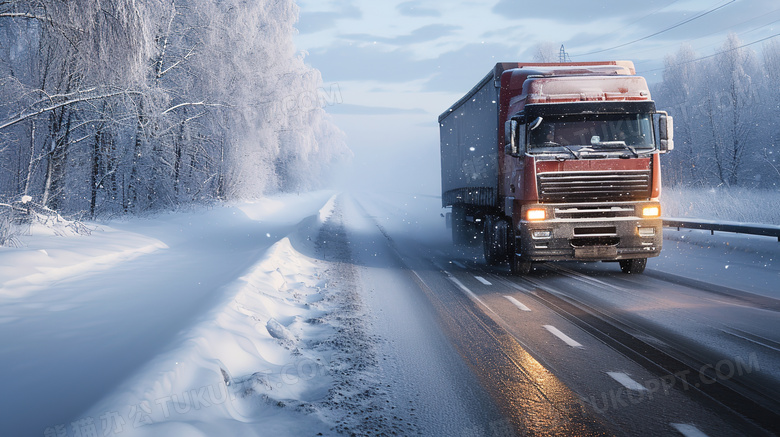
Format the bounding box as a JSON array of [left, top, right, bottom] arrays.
[[293, 0, 780, 194]]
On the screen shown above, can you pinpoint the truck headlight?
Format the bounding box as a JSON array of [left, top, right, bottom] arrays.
[[526, 209, 546, 221], [642, 206, 660, 218]]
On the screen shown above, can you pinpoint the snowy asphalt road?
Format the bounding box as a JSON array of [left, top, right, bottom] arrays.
[[345, 191, 780, 436], [327, 195, 510, 435]]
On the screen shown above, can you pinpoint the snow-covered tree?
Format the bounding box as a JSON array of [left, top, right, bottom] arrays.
[[659, 44, 701, 185], [710, 33, 760, 186], [531, 42, 558, 63], [0, 0, 349, 216], [760, 39, 780, 181], [654, 33, 776, 189]]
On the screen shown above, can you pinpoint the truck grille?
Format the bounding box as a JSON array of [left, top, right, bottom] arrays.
[[538, 170, 651, 202], [554, 206, 636, 219]]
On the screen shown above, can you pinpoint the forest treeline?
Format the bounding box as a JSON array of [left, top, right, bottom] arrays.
[[654, 34, 780, 188], [0, 0, 349, 216]]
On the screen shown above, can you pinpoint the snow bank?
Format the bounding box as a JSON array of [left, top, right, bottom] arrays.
[[0, 221, 167, 299], [235, 191, 336, 225], [662, 186, 780, 225], [69, 197, 348, 436], [0, 191, 337, 301], [656, 228, 780, 299], [0, 191, 354, 436], [318, 194, 338, 223]]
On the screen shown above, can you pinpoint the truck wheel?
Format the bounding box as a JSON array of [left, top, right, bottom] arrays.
[[484, 216, 510, 265], [619, 258, 647, 274], [451, 205, 469, 245], [483, 216, 496, 264], [511, 254, 532, 275]]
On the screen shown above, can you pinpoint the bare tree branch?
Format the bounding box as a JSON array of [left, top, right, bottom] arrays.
[[0, 90, 140, 131], [161, 101, 226, 114], [0, 12, 84, 30], [158, 45, 197, 78]]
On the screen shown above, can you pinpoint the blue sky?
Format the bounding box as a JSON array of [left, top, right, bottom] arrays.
[[293, 0, 780, 193]]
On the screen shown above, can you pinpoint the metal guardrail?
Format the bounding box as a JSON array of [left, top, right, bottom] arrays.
[[663, 218, 780, 242]]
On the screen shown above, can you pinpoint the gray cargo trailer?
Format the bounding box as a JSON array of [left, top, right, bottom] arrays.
[[439, 67, 502, 210]]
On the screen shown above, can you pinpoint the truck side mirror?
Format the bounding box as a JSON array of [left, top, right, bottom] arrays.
[[505, 120, 518, 156], [504, 119, 525, 157], [659, 114, 674, 152]]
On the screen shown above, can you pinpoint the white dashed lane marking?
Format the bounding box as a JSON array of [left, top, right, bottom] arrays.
[[670, 423, 709, 437], [504, 295, 531, 312], [606, 372, 647, 391], [447, 275, 488, 308], [543, 325, 584, 348], [474, 276, 492, 285]]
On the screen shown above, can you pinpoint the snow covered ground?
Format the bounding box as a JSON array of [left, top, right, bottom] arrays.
[[0, 192, 388, 437], [655, 227, 780, 299], [662, 186, 780, 226], [2, 190, 778, 437]]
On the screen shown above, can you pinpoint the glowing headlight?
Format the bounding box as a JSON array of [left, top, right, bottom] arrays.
[[642, 206, 660, 218], [526, 209, 546, 221]]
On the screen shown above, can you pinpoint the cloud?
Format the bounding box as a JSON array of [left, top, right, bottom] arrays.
[[396, 1, 441, 17], [481, 25, 527, 40], [297, 12, 341, 34], [421, 42, 521, 92], [341, 24, 460, 46], [296, 2, 361, 34], [492, 0, 655, 22], [326, 104, 427, 115], [305, 40, 519, 93], [304, 43, 430, 83]]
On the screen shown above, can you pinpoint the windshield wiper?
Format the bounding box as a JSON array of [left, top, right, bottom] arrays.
[[538, 141, 581, 160], [562, 145, 581, 159], [617, 143, 639, 158], [591, 140, 643, 158]]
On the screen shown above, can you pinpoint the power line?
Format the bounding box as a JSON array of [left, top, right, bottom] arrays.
[[629, 10, 780, 63], [644, 31, 780, 73], [573, 0, 737, 57], [571, 0, 682, 48]]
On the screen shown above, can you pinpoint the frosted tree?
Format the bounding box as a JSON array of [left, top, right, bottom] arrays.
[[706, 33, 760, 186], [531, 42, 558, 63], [0, 0, 155, 211], [654, 34, 777, 188], [760, 39, 780, 182], [0, 0, 349, 216], [659, 44, 702, 185]]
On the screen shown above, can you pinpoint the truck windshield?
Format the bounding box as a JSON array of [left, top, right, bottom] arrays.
[[529, 113, 654, 152]]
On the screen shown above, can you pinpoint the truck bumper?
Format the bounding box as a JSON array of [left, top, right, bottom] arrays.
[[516, 204, 663, 261]]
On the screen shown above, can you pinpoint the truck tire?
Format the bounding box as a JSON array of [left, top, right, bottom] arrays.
[[511, 254, 532, 275], [483, 216, 510, 265], [619, 258, 647, 274]]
